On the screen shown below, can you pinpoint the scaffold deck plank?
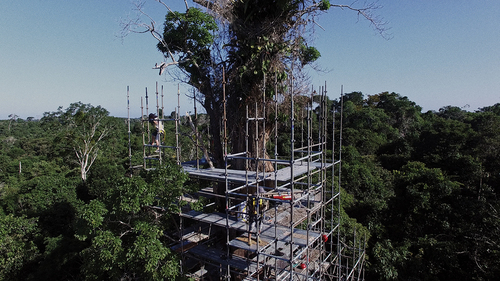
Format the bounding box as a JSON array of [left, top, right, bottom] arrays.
[[180, 210, 249, 231], [182, 166, 273, 183], [260, 226, 320, 248], [181, 211, 321, 248], [186, 243, 263, 272], [229, 235, 297, 257], [182, 161, 333, 183]]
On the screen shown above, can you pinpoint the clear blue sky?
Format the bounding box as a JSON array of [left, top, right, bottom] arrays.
[[1, 0, 499, 119]]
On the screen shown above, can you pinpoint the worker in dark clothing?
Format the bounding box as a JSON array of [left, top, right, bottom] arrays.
[[248, 186, 267, 246]]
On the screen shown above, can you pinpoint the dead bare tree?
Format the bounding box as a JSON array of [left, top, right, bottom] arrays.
[[8, 114, 18, 131], [73, 112, 110, 181], [42, 102, 111, 181]]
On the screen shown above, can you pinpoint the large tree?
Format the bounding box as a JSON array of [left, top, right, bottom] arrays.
[[125, 0, 388, 169], [42, 102, 111, 181]]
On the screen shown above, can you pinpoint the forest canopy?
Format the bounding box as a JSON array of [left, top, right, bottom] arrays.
[[1, 96, 499, 280]]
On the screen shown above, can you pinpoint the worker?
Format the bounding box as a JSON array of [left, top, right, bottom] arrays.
[[149, 113, 164, 152], [248, 186, 267, 246]]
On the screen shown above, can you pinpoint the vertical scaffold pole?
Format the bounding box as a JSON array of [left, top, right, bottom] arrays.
[[178, 85, 184, 276], [194, 89, 199, 170], [156, 82, 162, 166], [288, 74, 295, 281], [321, 85, 328, 277], [156, 82, 160, 118], [141, 96, 146, 169], [127, 86, 132, 174], [321, 83, 328, 277], [161, 85, 165, 165], [175, 84, 180, 165], [222, 67, 231, 281], [145, 87, 150, 168], [161, 85, 164, 120], [273, 74, 279, 276], [338, 85, 344, 279], [254, 100, 261, 277], [331, 82, 336, 264], [256, 73, 266, 274], [261, 72, 266, 174]]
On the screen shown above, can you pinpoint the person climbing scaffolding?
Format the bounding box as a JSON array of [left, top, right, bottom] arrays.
[[148, 113, 164, 152]]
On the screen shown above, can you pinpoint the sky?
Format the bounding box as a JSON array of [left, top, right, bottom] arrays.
[[1, 0, 499, 119]]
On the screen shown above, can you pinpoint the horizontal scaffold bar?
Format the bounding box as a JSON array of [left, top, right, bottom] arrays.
[[294, 142, 326, 151], [144, 144, 176, 149], [294, 152, 323, 162]]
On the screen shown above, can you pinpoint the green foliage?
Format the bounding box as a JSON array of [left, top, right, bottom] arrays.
[[373, 162, 464, 279], [341, 95, 400, 156], [17, 176, 80, 215], [0, 104, 193, 280], [159, 8, 217, 54], [371, 239, 410, 280], [299, 42, 321, 66], [2, 93, 500, 280], [41, 102, 112, 181], [390, 162, 460, 232], [158, 8, 217, 87], [76, 162, 188, 280], [0, 173, 86, 280], [479, 102, 500, 115], [330, 92, 500, 280], [302, 46, 320, 63], [342, 147, 394, 228], [319, 0, 331, 11], [0, 214, 40, 281]]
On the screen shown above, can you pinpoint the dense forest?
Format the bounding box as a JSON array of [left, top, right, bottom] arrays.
[[1, 93, 499, 280]]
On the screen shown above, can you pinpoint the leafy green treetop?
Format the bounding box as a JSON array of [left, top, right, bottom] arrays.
[[76, 162, 188, 280], [42, 102, 112, 181]]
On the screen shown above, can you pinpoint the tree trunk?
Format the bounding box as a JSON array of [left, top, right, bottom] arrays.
[[205, 100, 224, 169], [231, 122, 274, 172]]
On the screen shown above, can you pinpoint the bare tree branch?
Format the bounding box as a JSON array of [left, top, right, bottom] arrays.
[[331, 3, 392, 39]]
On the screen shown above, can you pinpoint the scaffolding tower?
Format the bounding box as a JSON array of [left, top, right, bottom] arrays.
[[128, 79, 366, 280], [134, 82, 181, 170]]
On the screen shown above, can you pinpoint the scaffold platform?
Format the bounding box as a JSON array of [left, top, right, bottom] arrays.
[[181, 161, 332, 183]]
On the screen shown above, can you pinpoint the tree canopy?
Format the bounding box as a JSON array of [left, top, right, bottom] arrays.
[[41, 102, 112, 181], [1, 95, 499, 279]]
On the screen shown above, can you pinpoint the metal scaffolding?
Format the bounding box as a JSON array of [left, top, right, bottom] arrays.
[[128, 78, 366, 280], [134, 82, 181, 170]]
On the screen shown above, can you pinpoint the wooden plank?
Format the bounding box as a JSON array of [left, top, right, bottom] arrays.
[[261, 226, 320, 248], [181, 211, 321, 248], [197, 186, 215, 198], [229, 236, 270, 252], [171, 241, 198, 253], [186, 268, 208, 278], [182, 161, 327, 183], [186, 244, 263, 272], [180, 195, 198, 203], [182, 166, 272, 183], [180, 211, 250, 231], [183, 231, 209, 243]]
